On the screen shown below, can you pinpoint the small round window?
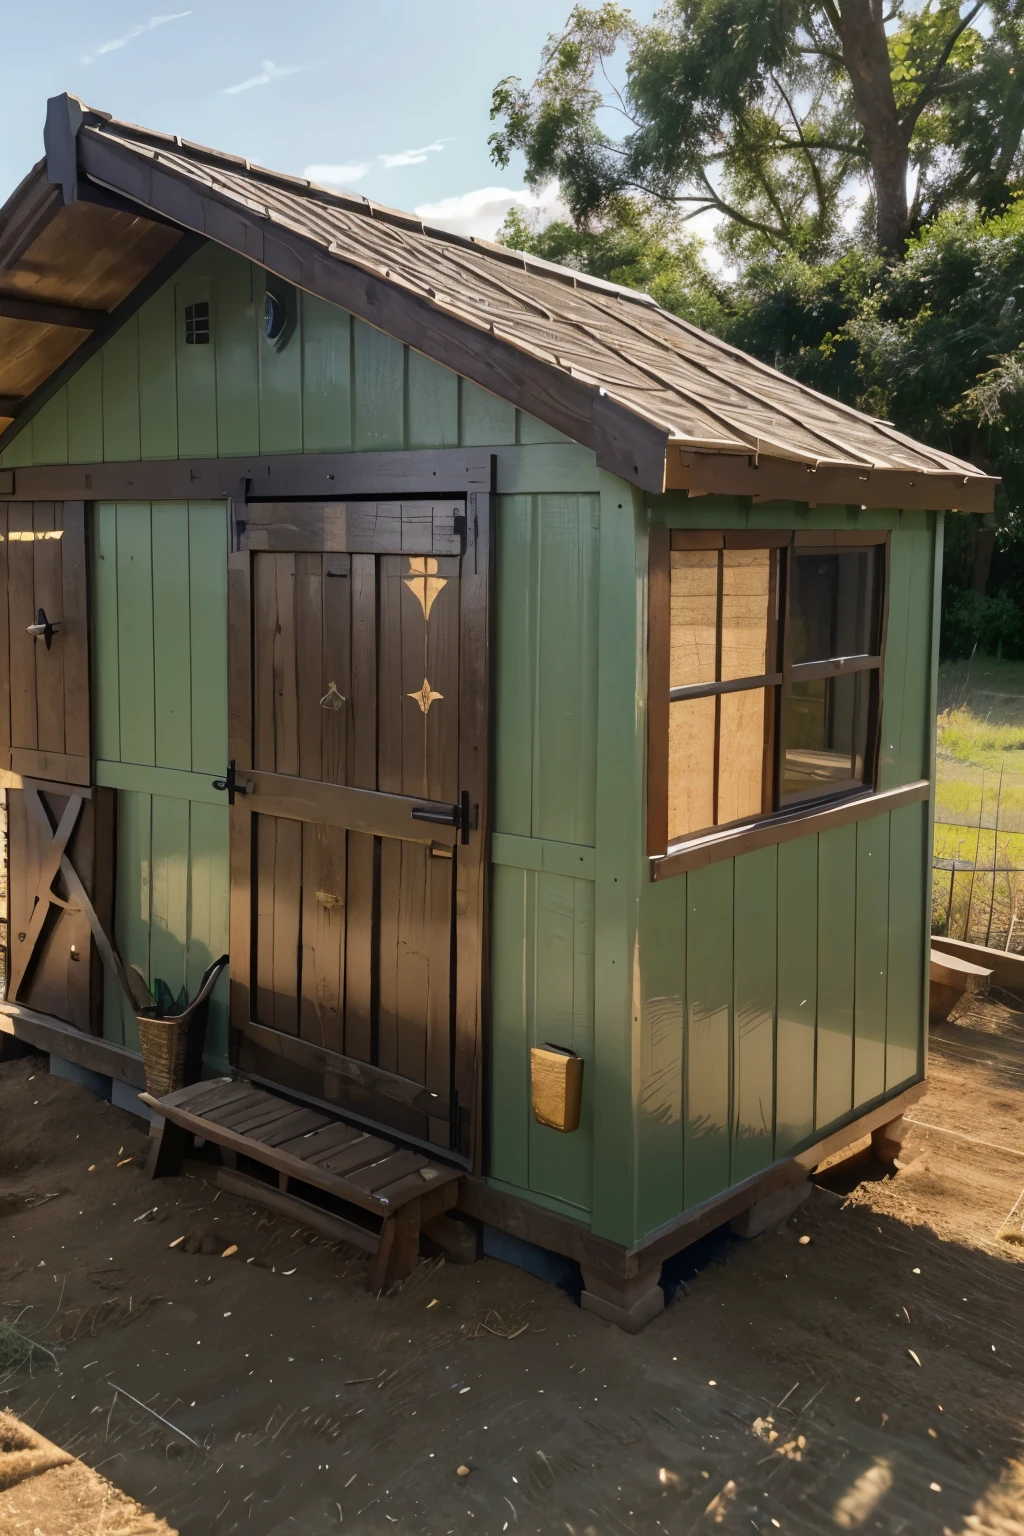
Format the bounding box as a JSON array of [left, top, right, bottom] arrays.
[[263, 285, 292, 348]]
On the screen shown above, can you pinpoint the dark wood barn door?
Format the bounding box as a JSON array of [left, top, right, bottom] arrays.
[[227, 497, 489, 1163]]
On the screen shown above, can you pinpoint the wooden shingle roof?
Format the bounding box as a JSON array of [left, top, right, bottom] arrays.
[[0, 94, 997, 510]]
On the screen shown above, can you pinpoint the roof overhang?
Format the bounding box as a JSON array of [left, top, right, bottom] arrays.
[[0, 93, 1000, 513]]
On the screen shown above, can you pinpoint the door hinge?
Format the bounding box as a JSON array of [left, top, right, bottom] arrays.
[[212, 760, 253, 806]]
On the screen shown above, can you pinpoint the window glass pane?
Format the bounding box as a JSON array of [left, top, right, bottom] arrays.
[[782, 671, 875, 800], [669, 550, 717, 687], [790, 548, 882, 663], [718, 687, 767, 824], [668, 695, 715, 840], [721, 548, 772, 680]]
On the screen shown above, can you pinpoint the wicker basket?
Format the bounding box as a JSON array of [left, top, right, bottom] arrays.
[[136, 955, 229, 1097]]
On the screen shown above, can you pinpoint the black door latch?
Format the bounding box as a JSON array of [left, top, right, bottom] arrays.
[[212, 761, 252, 806], [411, 790, 472, 844], [26, 608, 59, 649]]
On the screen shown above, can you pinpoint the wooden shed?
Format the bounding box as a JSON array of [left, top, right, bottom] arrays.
[[0, 93, 995, 1324]]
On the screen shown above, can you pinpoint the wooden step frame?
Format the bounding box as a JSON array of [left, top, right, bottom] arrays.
[[141, 1078, 461, 1291]]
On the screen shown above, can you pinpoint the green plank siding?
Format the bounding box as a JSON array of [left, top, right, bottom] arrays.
[[150, 793, 191, 999], [188, 800, 231, 1071], [212, 246, 259, 457], [776, 837, 817, 1154], [732, 845, 777, 1180], [114, 504, 156, 767], [256, 272, 303, 454], [879, 531, 914, 791], [302, 294, 352, 453], [67, 355, 103, 462], [684, 859, 733, 1206], [352, 318, 404, 449], [493, 496, 536, 838], [91, 505, 121, 761], [31, 392, 68, 465], [489, 865, 532, 1191], [461, 380, 516, 446], [815, 823, 856, 1128], [637, 877, 685, 1234], [138, 285, 178, 459], [886, 801, 927, 1088], [854, 813, 891, 1104], [188, 503, 229, 774], [406, 351, 458, 449], [111, 789, 151, 1053], [102, 313, 141, 462], [151, 504, 192, 771]]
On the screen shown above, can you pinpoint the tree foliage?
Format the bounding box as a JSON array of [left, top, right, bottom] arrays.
[[490, 0, 1024, 257]]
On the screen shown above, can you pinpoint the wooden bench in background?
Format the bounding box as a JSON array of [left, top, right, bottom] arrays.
[[140, 1079, 463, 1292]]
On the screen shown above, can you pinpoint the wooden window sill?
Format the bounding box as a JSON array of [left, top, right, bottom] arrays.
[[649, 778, 930, 880]]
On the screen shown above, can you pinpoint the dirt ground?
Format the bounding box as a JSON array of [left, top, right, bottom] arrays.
[[1, 1001, 1023, 1536]]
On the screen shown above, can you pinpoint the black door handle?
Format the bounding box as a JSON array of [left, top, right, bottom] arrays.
[[212, 761, 252, 806], [26, 608, 60, 650]]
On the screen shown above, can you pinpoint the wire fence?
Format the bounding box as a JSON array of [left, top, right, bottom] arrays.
[[932, 765, 1024, 952]]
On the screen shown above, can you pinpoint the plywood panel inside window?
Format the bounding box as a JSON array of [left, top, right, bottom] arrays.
[[668, 695, 715, 841], [669, 550, 717, 688], [721, 549, 771, 680], [717, 687, 767, 824]]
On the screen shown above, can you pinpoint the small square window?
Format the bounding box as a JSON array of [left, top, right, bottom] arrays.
[[648, 530, 888, 857], [184, 300, 210, 345]]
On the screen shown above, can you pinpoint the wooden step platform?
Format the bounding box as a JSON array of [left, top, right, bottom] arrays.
[[139, 1078, 462, 1292]]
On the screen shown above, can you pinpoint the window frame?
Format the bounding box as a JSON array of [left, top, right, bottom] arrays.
[[647, 526, 890, 862]]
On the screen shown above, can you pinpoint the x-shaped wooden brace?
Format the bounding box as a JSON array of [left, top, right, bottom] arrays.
[[12, 786, 151, 1012]]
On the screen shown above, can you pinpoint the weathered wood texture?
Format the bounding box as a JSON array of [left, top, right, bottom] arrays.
[[0, 500, 90, 783], [6, 785, 114, 1033]]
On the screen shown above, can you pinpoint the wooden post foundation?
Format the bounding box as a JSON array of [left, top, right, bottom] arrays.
[[580, 1264, 664, 1333]]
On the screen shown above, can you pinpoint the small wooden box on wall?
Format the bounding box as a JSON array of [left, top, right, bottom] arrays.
[[530, 1044, 583, 1133]]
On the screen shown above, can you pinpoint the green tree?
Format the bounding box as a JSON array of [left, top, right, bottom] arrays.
[[490, 0, 1024, 260]]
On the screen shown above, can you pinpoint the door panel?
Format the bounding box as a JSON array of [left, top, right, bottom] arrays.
[[231, 496, 488, 1159], [0, 500, 90, 784]]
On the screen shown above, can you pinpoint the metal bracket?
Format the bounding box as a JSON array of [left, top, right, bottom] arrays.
[[212, 761, 253, 807], [26, 608, 60, 649]]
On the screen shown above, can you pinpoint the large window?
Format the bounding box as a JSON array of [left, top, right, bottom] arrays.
[[647, 529, 887, 857]]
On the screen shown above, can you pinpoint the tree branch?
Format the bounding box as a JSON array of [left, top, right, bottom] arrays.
[[899, 0, 985, 135], [772, 73, 830, 234]]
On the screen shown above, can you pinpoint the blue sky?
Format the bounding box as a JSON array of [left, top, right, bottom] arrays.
[[0, 0, 656, 239]]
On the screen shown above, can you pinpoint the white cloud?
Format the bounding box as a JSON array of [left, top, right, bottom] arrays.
[[224, 59, 304, 96], [379, 141, 447, 170], [414, 184, 565, 242], [304, 162, 370, 187], [82, 10, 191, 63]]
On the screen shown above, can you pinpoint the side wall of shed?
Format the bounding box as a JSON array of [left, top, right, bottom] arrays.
[[1, 241, 605, 1216], [634, 498, 938, 1244]]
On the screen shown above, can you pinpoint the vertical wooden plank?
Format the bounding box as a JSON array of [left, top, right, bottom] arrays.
[[295, 553, 324, 782], [212, 246, 259, 457], [67, 358, 103, 463], [895, 525, 932, 787], [424, 849, 454, 1143], [344, 555, 378, 1063], [528, 872, 593, 1209], [30, 392, 68, 466], [189, 503, 229, 775], [151, 503, 192, 771], [271, 815, 302, 1035], [460, 380, 515, 445], [0, 504, 10, 768], [815, 823, 856, 1128], [115, 503, 156, 767], [376, 837, 401, 1073], [138, 284, 179, 460], [175, 274, 217, 458], [886, 801, 926, 1089], [776, 835, 817, 1155], [352, 319, 404, 450], [394, 841, 430, 1086], [878, 531, 912, 792], [533, 494, 599, 846], [300, 821, 347, 1052], [227, 551, 253, 1037], [32, 504, 65, 756], [102, 313, 141, 462], [320, 552, 351, 786], [732, 845, 777, 1180], [0, 425, 31, 469], [8, 505, 37, 756], [115, 790, 152, 1053], [91, 504, 120, 762], [854, 812, 890, 1104], [272, 554, 299, 776], [406, 351, 458, 448], [493, 495, 535, 837], [59, 501, 90, 770], [637, 877, 686, 1235], [489, 865, 531, 1188], [256, 272, 303, 454], [302, 293, 352, 453], [591, 477, 645, 1242], [187, 799, 231, 1071], [254, 815, 277, 1025], [684, 859, 733, 1207], [149, 794, 190, 1001]]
